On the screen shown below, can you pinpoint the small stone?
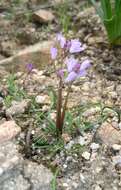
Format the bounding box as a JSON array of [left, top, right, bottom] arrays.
[[72, 182, 78, 188], [50, 112, 56, 121], [87, 36, 103, 45], [95, 167, 102, 173], [112, 144, 121, 151], [63, 164, 67, 169], [63, 183, 69, 187], [80, 173, 86, 183], [82, 107, 100, 117], [94, 185, 102, 190], [90, 143, 99, 152], [95, 122, 121, 146], [65, 140, 74, 149], [33, 9, 55, 23], [62, 133, 71, 143], [77, 136, 86, 146], [108, 91, 117, 99], [6, 99, 30, 116], [66, 156, 73, 162], [112, 155, 121, 165], [35, 95, 50, 105], [0, 121, 21, 143], [82, 151, 90, 160], [42, 105, 50, 111], [0, 168, 3, 175]]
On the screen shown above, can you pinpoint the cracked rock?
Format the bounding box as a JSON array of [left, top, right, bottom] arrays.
[[6, 100, 30, 116], [0, 141, 53, 190], [23, 161, 53, 190], [33, 9, 55, 23], [0, 121, 21, 143], [95, 122, 121, 146]]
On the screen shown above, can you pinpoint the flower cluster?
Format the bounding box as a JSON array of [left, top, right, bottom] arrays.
[[50, 33, 91, 83]]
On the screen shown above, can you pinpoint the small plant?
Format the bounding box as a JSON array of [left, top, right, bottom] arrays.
[[4, 74, 26, 107], [56, 0, 71, 34], [51, 169, 59, 190], [50, 33, 91, 137], [91, 0, 121, 45]]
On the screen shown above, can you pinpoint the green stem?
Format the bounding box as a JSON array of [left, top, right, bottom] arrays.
[[61, 85, 71, 130]]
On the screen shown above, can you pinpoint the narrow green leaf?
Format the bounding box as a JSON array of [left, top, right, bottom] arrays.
[[101, 0, 112, 20], [91, 0, 121, 45]]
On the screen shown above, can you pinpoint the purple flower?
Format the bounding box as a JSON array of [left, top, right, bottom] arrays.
[[50, 47, 58, 60], [65, 58, 91, 83], [57, 69, 64, 78], [26, 63, 34, 72], [80, 59, 91, 70], [69, 39, 85, 53], [65, 56, 78, 72], [57, 33, 66, 48]]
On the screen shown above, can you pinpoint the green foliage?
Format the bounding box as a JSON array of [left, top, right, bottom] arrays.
[[51, 169, 59, 190], [48, 88, 57, 109], [101, 106, 121, 123], [56, 0, 71, 34], [4, 74, 26, 107], [69, 143, 84, 155], [91, 0, 121, 45]]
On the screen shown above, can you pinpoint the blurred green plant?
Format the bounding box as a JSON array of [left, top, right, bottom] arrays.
[[51, 169, 59, 190], [91, 0, 121, 45], [56, 0, 71, 34], [4, 74, 26, 107]]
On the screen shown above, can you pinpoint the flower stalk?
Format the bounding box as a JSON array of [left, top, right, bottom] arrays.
[[56, 78, 63, 136], [50, 33, 91, 138]]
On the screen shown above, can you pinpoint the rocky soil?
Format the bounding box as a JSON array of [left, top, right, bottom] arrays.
[[0, 0, 121, 190]]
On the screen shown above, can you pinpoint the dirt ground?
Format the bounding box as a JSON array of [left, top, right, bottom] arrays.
[[0, 1, 121, 190]]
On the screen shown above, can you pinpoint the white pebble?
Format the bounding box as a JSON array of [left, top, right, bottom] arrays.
[[90, 143, 99, 151], [82, 151, 90, 160], [63, 183, 69, 187], [112, 144, 121, 151], [78, 136, 86, 146], [80, 173, 86, 183], [35, 95, 46, 104], [63, 164, 67, 169], [0, 168, 3, 175], [72, 182, 78, 188], [95, 185, 102, 190]]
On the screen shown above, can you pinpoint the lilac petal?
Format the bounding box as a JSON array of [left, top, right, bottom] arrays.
[[69, 39, 84, 53], [65, 57, 78, 72], [65, 71, 77, 83], [73, 63, 81, 72], [78, 70, 87, 77], [26, 63, 34, 72], [80, 59, 91, 70], [50, 47, 57, 59], [57, 33, 62, 41], [60, 38, 66, 48], [56, 33, 66, 48], [71, 39, 82, 46]]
